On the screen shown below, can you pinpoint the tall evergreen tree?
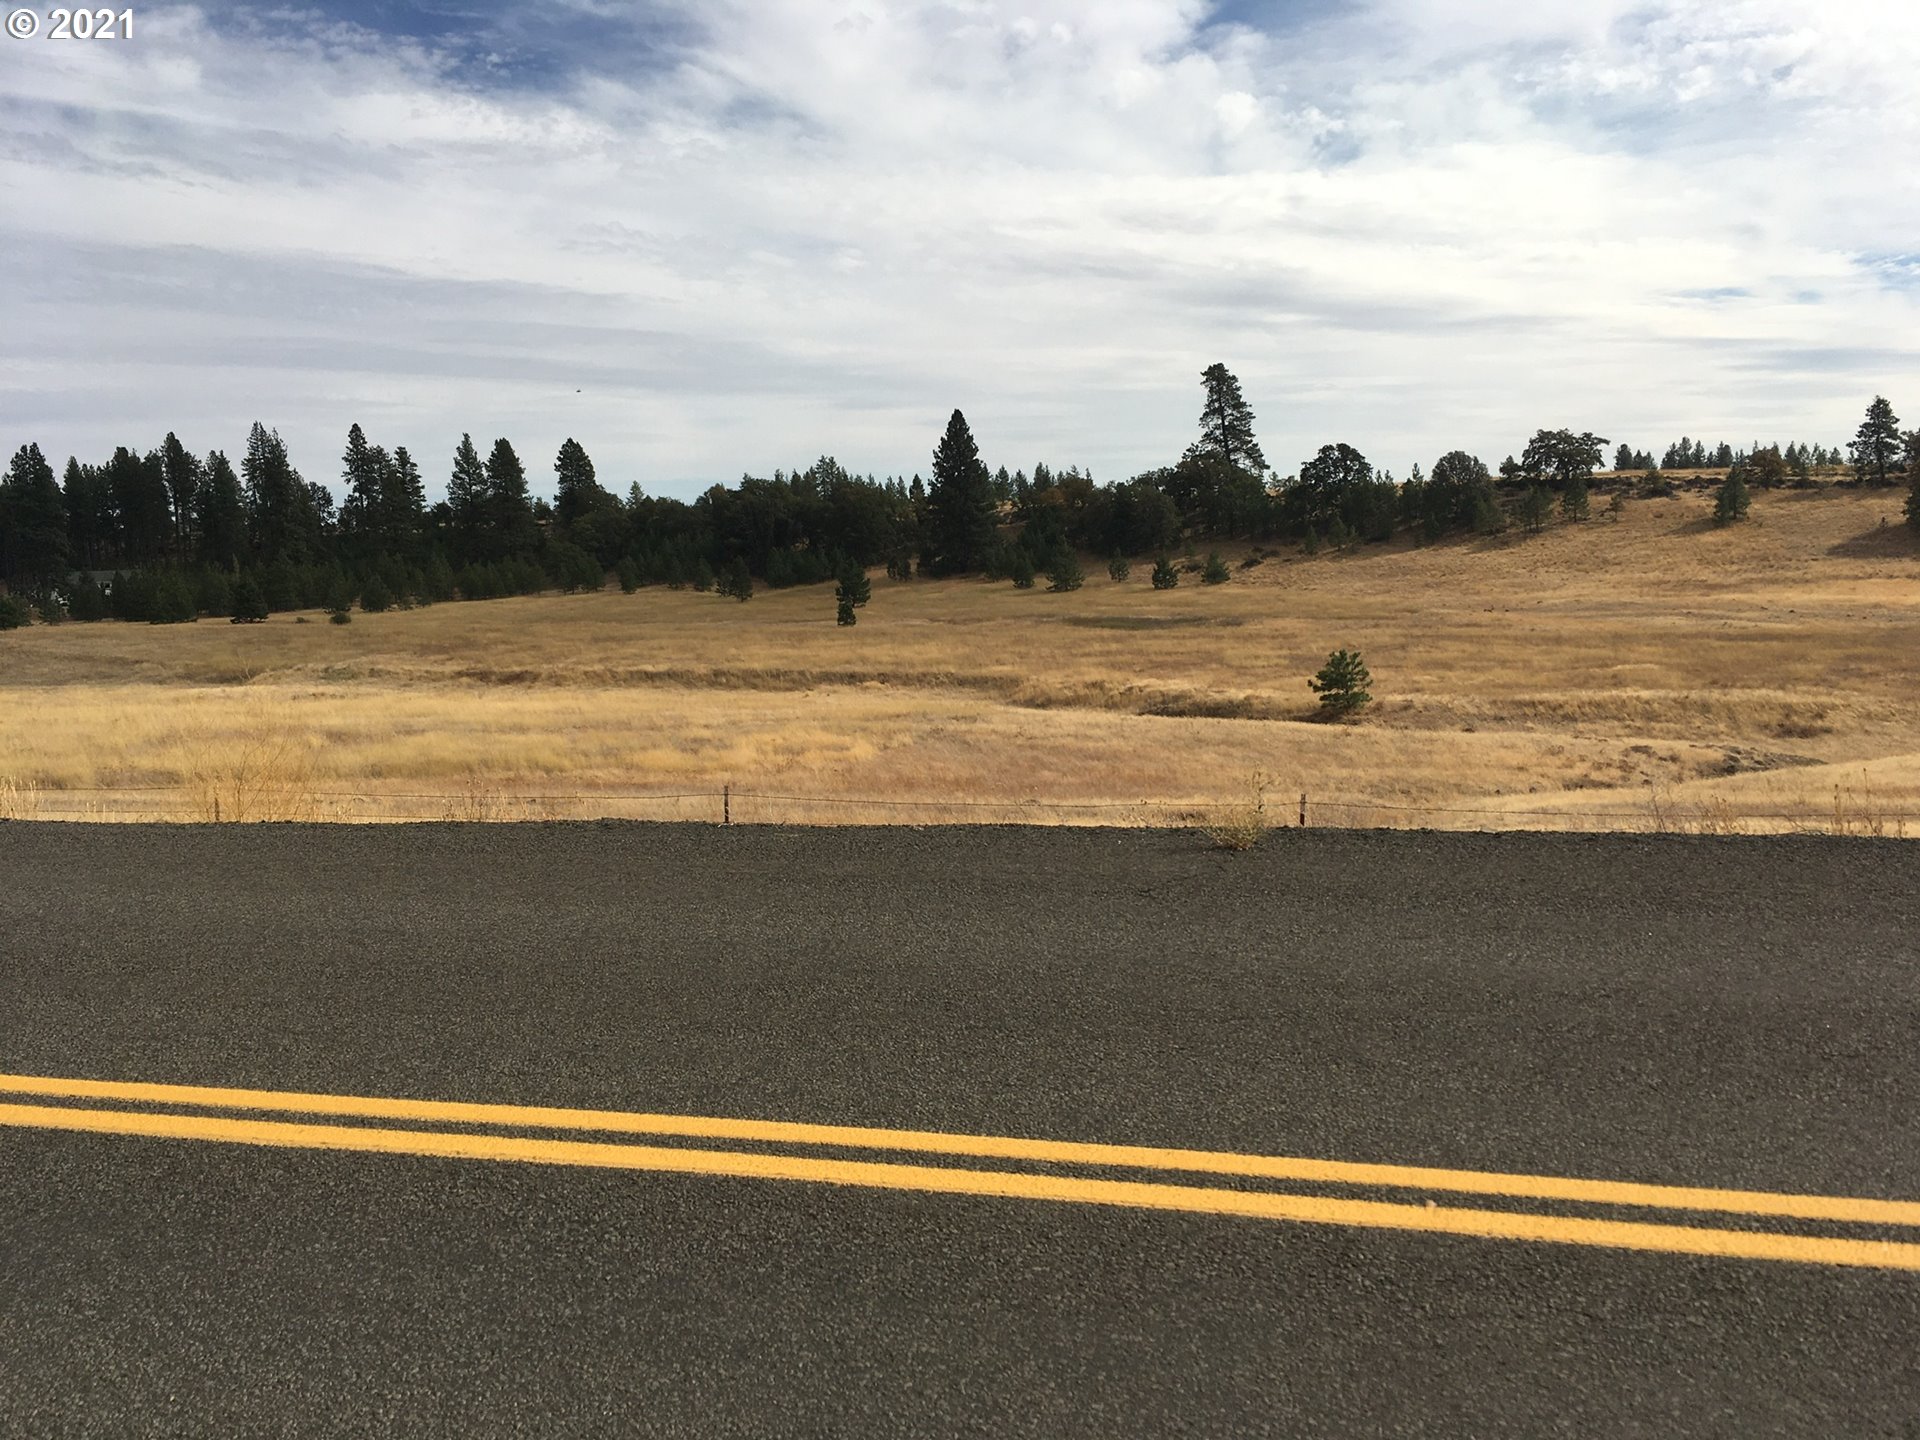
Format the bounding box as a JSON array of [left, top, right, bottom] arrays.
[[62, 457, 112, 570], [553, 438, 607, 528], [447, 433, 489, 563], [106, 446, 173, 562], [383, 445, 427, 560], [242, 422, 318, 563], [924, 409, 997, 574], [0, 443, 69, 593], [159, 431, 200, 558], [195, 451, 247, 571], [1850, 396, 1901, 485], [484, 437, 540, 560], [339, 423, 385, 546], [1191, 363, 1267, 473]]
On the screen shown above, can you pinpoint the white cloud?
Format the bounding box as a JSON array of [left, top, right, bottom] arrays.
[[1, 0, 1916, 495]]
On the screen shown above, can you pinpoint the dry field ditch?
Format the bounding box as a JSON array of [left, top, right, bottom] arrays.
[[2, 487, 1916, 834]]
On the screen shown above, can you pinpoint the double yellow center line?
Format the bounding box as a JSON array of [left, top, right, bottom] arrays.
[[4, 1072, 1917, 1270]]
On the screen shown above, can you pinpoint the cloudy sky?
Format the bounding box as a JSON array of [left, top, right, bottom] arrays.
[[4, 0, 1917, 501]]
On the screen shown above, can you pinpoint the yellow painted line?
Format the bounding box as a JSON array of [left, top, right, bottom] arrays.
[[3, 1100, 1918, 1272], [2, 1072, 1917, 1230]]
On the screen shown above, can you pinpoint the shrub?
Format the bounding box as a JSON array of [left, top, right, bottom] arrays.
[[1301, 528, 1321, 555], [0, 594, 29, 629], [1309, 649, 1373, 717], [1151, 555, 1179, 590], [1606, 491, 1627, 522], [836, 596, 856, 626], [328, 607, 352, 625], [1201, 551, 1230, 584], [1047, 552, 1084, 592], [1106, 554, 1130, 582]]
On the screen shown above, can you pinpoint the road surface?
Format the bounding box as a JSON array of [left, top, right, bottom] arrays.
[[3, 823, 1917, 1436]]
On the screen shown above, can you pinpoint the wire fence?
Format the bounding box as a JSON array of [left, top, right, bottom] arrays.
[[2, 780, 1914, 837]]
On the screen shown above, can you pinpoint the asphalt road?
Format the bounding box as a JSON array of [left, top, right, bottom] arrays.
[[2, 822, 1918, 1437]]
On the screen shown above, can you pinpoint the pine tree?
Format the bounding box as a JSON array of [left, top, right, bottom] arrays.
[[149, 572, 199, 625], [229, 574, 268, 623], [0, 443, 69, 595], [925, 410, 997, 574], [1107, 554, 1131, 582], [1309, 650, 1372, 716], [447, 434, 489, 562], [1191, 363, 1267, 473], [835, 562, 872, 611], [719, 557, 752, 601], [384, 445, 427, 560], [1151, 555, 1179, 589], [836, 595, 856, 626], [1517, 485, 1551, 534], [1046, 551, 1084, 592], [1202, 551, 1230, 584], [554, 438, 607, 528], [195, 451, 247, 571], [1561, 473, 1590, 521], [484, 438, 540, 560], [1850, 396, 1902, 485], [241, 423, 317, 564], [106, 445, 174, 563], [1010, 549, 1036, 588], [1713, 468, 1751, 525], [159, 432, 200, 558]]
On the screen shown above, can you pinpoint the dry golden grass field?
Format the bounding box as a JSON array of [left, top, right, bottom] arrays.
[[3, 486, 1917, 833]]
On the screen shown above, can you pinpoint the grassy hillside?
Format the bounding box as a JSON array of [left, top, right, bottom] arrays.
[[3, 486, 1916, 833]]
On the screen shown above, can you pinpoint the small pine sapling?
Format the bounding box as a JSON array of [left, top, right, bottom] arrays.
[[1309, 649, 1372, 717]]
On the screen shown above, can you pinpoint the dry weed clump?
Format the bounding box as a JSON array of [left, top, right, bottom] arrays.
[[1205, 771, 1277, 850], [1828, 776, 1909, 839], [181, 699, 321, 822]]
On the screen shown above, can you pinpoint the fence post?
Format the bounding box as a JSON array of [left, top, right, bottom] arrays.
[[723, 783, 730, 827], [1299, 793, 1308, 827], [214, 795, 220, 824]]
